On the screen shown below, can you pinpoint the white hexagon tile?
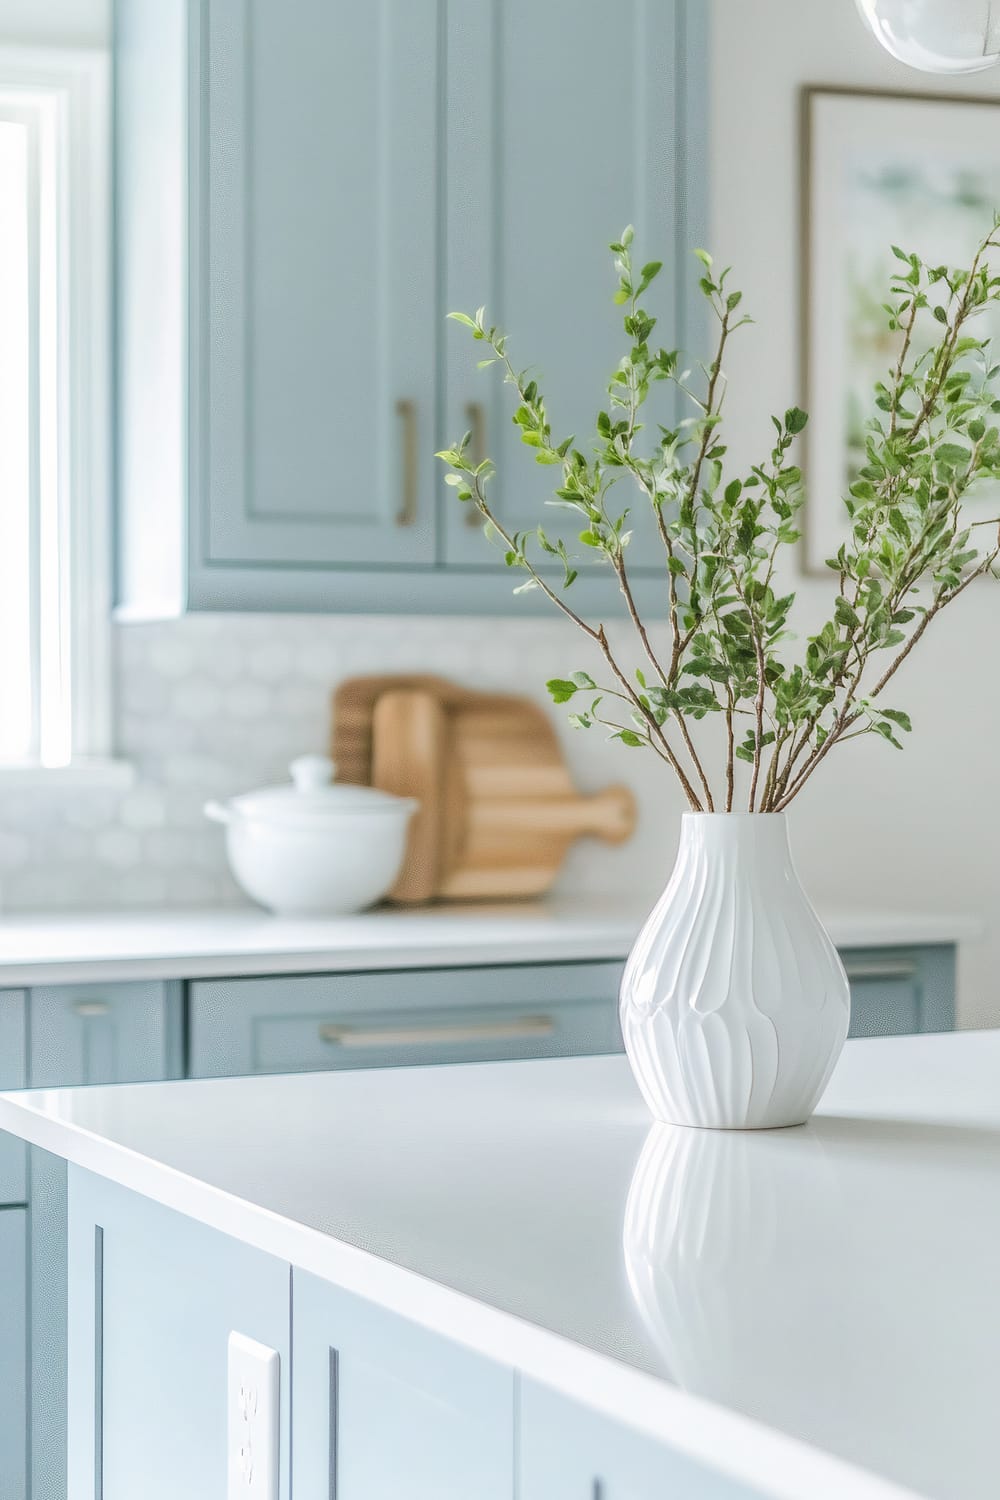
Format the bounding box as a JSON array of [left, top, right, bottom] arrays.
[[0, 614, 676, 911]]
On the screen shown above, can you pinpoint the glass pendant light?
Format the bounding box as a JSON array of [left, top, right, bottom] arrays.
[[855, 0, 1000, 73]]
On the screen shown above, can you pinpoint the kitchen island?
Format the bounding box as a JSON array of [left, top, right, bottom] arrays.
[[0, 901, 973, 1500], [1, 1029, 997, 1500]]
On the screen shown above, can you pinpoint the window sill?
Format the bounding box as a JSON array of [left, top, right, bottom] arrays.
[[0, 759, 136, 790]]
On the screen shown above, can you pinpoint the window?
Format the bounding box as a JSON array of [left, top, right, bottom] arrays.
[[0, 47, 111, 769]]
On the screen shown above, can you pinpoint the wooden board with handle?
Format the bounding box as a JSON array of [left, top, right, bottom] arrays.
[[333, 675, 635, 904]]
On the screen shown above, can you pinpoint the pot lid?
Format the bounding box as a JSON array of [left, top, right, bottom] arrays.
[[228, 755, 415, 825]]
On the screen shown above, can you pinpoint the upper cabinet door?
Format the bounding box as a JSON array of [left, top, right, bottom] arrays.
[[200, 0, 440, 569], [444, 1, 706, 573]]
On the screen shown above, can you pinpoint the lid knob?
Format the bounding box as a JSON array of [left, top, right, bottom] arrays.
[[289, 754, 335, 794]]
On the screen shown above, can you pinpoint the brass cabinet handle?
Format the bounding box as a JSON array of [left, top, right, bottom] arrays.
[[395, 398, 418, 526], [464, 401, 486, 526], [73, 1000, 111, 1018], [318, 1016, 555, 1049], [843, 960, 917, 983]]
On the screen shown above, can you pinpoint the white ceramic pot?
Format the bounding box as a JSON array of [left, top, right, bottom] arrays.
[[619, 813, 850, 1130], [205, 755, 417, 916]]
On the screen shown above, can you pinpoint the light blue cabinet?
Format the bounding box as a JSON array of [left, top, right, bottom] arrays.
[[843, 946, 955, 1038], [445, 1, 708, 574], [0, 990, 26, 1204], [519, 1379, 766, 1500], [0, 1208, 27, 1500], [67, 1168, 291, 1500], [114, 0, 709, 616], [13, 982, 182, 1500], [66, 1168, 765, 1500], [199, 0, 440, 574], [188, 962, 625, 1078], [292, 1272, 513, 1500], [29, 981, 183, 1087], [187, 947, 955, 1081]]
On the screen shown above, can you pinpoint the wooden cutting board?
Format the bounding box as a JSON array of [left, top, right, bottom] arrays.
[[332, 675, 635, 904]]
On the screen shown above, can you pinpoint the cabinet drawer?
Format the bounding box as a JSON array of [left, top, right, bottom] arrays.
[[843, 946, 955, 1039], [0, 991, 26, 1204], [29, 981, 183, 1087], [189, 963, 625, 1078]]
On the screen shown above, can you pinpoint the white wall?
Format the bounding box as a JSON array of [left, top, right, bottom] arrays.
[[709, 0, 1000, 1025]]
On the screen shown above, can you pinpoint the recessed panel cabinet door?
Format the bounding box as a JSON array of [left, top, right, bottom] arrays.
[[292, 1271, 513, 1500], [520, 1380, 767, 1500], [202, 0, 440, 568], [28, 982, 182, 1086], [67, 1169, 291, 1500], [444, 0, 706, 572], [0, 1209, 27, 1500]]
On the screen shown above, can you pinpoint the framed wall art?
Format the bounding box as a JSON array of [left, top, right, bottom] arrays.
[[801, 86, 1000, 573]]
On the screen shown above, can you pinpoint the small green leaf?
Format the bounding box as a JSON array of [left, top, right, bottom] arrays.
[[834, 597, 861, 630], [880, 708, 912, 732]]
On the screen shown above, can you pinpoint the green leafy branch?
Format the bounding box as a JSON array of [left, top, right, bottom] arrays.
[[438, 220, 1000, 812]]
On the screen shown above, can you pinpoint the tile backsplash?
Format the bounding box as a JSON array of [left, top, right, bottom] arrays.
[[0, 613, 674, 912]]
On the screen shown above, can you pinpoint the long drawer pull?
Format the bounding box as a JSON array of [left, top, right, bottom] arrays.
[[844, 961, 918, 983], [318, 1016, 555, 1049], [73, 1000, 111, 1018]]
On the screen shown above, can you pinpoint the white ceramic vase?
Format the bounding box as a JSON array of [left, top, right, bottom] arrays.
[[619, 813, 850, 1130]]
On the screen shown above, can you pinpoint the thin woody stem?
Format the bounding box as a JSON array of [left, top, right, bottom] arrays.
[[468, 473, 704, 808], [774, 540, 999, 811]]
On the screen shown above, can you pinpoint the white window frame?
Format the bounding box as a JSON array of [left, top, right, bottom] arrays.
[[0, 45, 119, 779]]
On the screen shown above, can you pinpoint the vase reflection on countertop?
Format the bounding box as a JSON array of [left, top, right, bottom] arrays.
[[622, 1120, 846, 1404], [622, 1111, 1000, 1493]]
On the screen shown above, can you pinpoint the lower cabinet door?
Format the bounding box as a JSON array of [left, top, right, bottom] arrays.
[[292, 1271, 513, 1500], [519, 1380, 765, 1500], [0, 1207, 27, 1500], [67, 1168, 291, 1500], [843, 946, 956, 1038], [0, 990, 27, 1204], [29, 981, 183, 1086]]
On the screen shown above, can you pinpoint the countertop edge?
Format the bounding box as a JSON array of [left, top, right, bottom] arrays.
[[0, 1089, 926, 1500], [0, 936, 633, 988], [0, 903, 983, 988]]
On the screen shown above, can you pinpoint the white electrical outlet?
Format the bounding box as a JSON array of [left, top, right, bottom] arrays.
[[227, 1331, 280, 1500]]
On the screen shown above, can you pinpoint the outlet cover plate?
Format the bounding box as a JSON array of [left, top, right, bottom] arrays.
[[227, 1331, 280, 1499]]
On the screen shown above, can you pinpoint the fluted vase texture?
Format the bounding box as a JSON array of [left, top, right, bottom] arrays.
[[620, 814, 850, 1129]]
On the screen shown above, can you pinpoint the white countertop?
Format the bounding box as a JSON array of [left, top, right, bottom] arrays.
[[3, 1031, 998, 1500], [0, 900, 980, 985]]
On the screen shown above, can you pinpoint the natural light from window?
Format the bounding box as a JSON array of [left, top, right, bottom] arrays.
[[0, 50, 111, 774], [0, 117, 33, 761]]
